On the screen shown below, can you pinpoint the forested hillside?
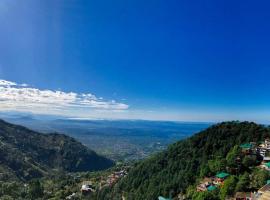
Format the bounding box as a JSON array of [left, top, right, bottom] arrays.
[[106, 121, 270, 199], [0, 119, 114, 181], [2, 120, 270, 200]]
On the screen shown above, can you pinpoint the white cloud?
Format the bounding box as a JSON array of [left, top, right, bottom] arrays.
[[0, 80, 17, 87], [0, 79, 129, 117]]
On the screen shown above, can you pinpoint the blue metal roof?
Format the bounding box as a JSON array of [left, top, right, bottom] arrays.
[[158, 196, 172, 200]]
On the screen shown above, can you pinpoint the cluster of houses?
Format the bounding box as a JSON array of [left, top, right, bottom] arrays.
[[65, 167, 129, 199], [105, 169, 128, 186], [196, 172, 230, 192], [195, 173, 270, 200], [241, 139, 270, 158], [240, 139, 270, 171], [233, 182, 270, 200], [80, 168, 128, 196], [194, 139, 270, 200]]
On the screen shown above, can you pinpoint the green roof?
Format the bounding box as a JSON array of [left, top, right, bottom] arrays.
[[207, 185, 217, 191], [158, 197, 172, 200], [265, 162, 270, 168], [216, 172, 230, 179], [267, 180, 270, 185], [240, 143, 252, 149]]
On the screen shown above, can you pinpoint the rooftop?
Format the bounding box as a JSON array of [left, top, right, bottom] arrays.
[[207, 185, 217, 191], [240, 143, 252, 149], [235, 192, 255, 198], [259, 191, 270, 200], [259, 184, 270, 193], [216, 172, 230, 179], [158, 197, 172, 200], [265, 162, 270, 168], [263, 157, 270, 161]]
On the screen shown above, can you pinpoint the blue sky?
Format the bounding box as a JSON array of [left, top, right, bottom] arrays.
[[0, 0, 270, 122]]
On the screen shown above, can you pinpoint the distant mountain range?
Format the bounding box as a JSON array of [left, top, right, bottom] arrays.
[[0, 112, 211, 161], [0, 119, 114, 181]]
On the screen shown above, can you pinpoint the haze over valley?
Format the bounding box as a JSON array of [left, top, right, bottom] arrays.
[[0, 113, 210, 161]]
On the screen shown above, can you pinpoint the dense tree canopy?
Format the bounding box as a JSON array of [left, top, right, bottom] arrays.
[[0, 119, 114, 181], [108, 121, 270, 200], [1, 121, 270, 199]]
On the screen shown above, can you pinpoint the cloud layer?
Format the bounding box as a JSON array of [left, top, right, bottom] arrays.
[[0, 80, 129, 117]]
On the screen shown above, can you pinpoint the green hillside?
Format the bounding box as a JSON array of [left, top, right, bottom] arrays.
[[0, 119, 114, 181], [2, 120, 270, 200], [107, 121, 270, 199]]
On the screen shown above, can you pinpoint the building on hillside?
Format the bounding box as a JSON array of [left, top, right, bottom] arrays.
[[258, 182, 270, 194], [81, 181, 95, 194], [240, 143, 253, 154], [196, 183, 208, 192], [263, 162, 270, 170], [105, 169, 128, 186], [257, 139, 270, 159], [207, 185, 217, 192], [238, 140, 270, 161], [158, 196, 172, 200], [259, 158, 270, 172], [214, 172, 230, 184], [258, 148, 267, 158], [259, 139, 270, 149], [264, 139, 270, 150], [257, 182, 270, 199], [263, 157, 270, 163], [258, 191, 270, 200], [114, 170, 127, 177], [234, 192, 257, 200], [196, 177, 213, 192], [107, 174, 117, 185]]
